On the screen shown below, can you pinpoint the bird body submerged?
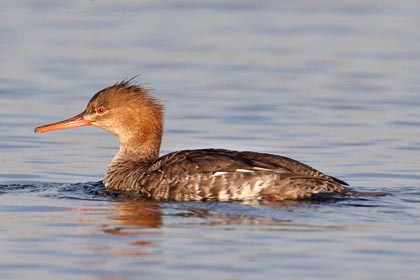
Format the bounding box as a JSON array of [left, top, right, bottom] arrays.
[[35, 80, 380, 201]]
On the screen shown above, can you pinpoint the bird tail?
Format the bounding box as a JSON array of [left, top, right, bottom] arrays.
[[341, 188, 388, 197]]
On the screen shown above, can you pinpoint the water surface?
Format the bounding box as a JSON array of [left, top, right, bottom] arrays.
[[1, 1, 420, 279]]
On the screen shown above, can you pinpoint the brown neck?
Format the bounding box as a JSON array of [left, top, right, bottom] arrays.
[[117, 105, 163, 162], [118, 126, 162, 164], [104, 122, 163, 191]]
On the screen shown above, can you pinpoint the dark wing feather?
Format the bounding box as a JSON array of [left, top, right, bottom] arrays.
[[238, 151, 349, 186], [148, 149, 347, 184], [147, 149, 252, 174]]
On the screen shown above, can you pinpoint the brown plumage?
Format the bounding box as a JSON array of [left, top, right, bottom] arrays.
[[35, 80, 382, 201]]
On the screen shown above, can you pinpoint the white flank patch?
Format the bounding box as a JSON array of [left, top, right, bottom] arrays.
[[236, 179, 266, 200], [252, 167, 273, 172], [253, 178, 266, 193], [238, 184, 253, 199], [218, 189, 230, 200], [235, 169, 255, 173], [214, 169, 264, 176]]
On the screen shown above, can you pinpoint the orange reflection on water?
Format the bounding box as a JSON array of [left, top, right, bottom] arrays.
[[78, 199, 162, 257]]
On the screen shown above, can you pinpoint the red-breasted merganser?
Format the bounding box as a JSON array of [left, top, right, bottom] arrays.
[[34, 81, 380, 201]]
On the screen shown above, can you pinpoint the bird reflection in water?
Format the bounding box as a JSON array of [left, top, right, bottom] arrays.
[[85, 199, 162, 257], [103, 199, 162, 234], [80, 196, 355, 258]]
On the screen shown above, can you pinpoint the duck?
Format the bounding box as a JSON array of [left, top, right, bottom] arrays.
[[34, 80, 379, 201]]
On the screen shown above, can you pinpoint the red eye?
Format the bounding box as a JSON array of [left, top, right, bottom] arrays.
[[96, 106, 106, 114]]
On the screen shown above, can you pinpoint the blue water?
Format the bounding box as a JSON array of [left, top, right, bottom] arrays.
[[1, 1, 420, 279]]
